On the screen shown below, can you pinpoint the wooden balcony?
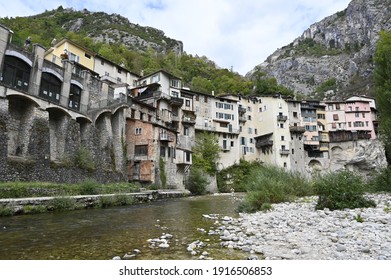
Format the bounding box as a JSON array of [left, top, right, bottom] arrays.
[[277, 115, 288, 122], [289, 126, 305, 133], [279, 149, 290, 155]]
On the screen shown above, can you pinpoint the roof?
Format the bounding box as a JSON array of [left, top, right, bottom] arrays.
[[50, 38, 96, 56], [95, 54, 140, 77], [139, 69, 182, 81]]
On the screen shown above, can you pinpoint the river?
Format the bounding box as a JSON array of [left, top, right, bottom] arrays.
[[0, 194, 249, 260]]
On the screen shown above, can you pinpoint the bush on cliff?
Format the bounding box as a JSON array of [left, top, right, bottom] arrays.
[[315, 170, 376, 211]]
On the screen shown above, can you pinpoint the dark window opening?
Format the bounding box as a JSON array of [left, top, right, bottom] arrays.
[[2, 56, 31, 91], [69, 84, 81, 110], [39, 72, 61, 103]]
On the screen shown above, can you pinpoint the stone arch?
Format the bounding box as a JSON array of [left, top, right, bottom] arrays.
[[7, 95, 39, 157], [308, 159, 322, 173], [331, 146, 343, 159], [47, 107, 71, 162]]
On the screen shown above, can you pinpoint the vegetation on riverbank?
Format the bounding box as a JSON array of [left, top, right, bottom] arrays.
[[217, 160, 389, 213], [0, 179, 139, 199], [0, 180, 144, 216]]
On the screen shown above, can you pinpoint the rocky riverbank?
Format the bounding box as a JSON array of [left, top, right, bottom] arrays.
[[212, 193, 391, 260]]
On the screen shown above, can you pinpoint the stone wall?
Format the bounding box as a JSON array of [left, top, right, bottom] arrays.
[[0, 98, 127, 184]]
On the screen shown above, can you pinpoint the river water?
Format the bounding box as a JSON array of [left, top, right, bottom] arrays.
[[0, 194, 249, 260]]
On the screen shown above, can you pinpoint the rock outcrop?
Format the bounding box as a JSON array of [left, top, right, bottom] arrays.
[[248, 0, 391, 99]]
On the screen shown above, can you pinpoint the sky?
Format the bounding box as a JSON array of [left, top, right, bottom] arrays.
[[0, 0, 352, 75]]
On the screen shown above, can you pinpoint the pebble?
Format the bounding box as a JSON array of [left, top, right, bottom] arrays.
[[216, 194, 391, 260]]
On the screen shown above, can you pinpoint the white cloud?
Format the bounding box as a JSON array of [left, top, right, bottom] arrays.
[[0, 0, 352, 75]]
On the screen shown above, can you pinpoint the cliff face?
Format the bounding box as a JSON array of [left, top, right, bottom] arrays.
[[248, 0, 391, 99]]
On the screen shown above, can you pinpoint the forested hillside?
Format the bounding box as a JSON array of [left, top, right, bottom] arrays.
[[1, 6, 271, 96]]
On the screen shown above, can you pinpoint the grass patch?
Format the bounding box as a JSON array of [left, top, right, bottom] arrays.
[[97, 194, 136, 208], [0, 180, 139, 199]]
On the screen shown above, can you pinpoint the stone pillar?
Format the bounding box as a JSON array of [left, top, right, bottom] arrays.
[[111, 109, 126, 172], [0, 25, 11, 82], [80, 70, 90, 113], [28, 44, 46, 97], [60, 60, 72, 108]]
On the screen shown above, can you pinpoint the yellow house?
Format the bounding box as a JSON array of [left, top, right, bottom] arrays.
[[44, 38, 95, 71]]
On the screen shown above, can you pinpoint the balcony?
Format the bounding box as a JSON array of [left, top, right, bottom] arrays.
[[239, 116, 247, 122], [277, 115, 288, 122], [289, 126, 305, 133], [238, 106, 246, 113], [256, 140, 273, 149], [160, 132, 175, 142], [195, 125, 216, 132], [169, 96, 184, 107], [279, 149, 290, 155], [182, 115, 196, 124]]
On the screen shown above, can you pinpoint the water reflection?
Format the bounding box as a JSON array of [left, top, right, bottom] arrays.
[[0, 194, 246, 260]]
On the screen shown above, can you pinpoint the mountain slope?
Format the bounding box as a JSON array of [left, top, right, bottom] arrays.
[[0, 6, 183, 55], [248, 0, 391, 99]]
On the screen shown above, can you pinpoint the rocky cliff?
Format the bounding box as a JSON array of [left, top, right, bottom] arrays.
[[248, 0, 391, 99]]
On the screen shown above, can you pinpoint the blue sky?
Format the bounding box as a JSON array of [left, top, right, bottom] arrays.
[[0, 0, 352, 75]]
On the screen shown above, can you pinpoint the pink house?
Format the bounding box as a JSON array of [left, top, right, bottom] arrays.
[[344, 100, 376, 139]]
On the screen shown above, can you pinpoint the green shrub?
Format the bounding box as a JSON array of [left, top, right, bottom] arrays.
[[369, 167, 391, 192], [186, 167, 209, 195], [23, 205, 48, 214], [78, 179, 100, 195], [236, 164, 313, 213], [0, 206, 14, 216], [48, 197, 78, 211], [75, 146, 95, 171], [315, 170, 376, 210]]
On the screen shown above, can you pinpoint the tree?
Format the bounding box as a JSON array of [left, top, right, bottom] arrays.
[[192, 132, 220, 175], [374, 31, 391, 163]]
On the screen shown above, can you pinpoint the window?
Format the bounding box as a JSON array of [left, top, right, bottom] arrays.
[[248, 115, 252, 120], [171, 91, 179, 97], [170, 79, 181, 88], [293, 112, 298, 118], [204, 96, 208, 103], [333, 114, 339, 121], [281, 136, 285, 141], [348, 122, 352, 127], [85, 53, 91, 59], [248, 128, 252, 134], [185, 100, 191, 107], [279, 123, 284, 128], [135, 145, 148, 156], [184, 126, 189, 136], [195, 95, 199, 101], [160, 146, 166, 157], [151, 74, 160, 83], [362, 113, 366, 118], [336, 104, 340, 109], [118, 68, 122, 74], [69, 84, 81, 110], [135, 128, 142, 135], [39, 72, 61, 103], [101, 60, 105, 65], [185, 151, 191, 162], [355, 112, 360, 117], [240, 137, 246, 145], [254, 128, 258, 134], [68, 52, 80, 63], [2, 56, 31, 92]]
